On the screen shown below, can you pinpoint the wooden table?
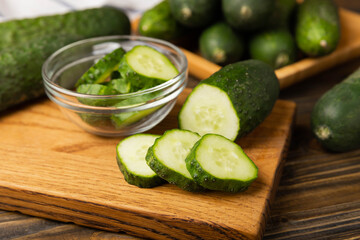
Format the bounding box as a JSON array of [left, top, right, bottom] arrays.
[[1, 1, 360, 239]]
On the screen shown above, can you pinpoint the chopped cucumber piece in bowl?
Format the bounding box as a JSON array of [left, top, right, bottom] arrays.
[[42, 35, 187, 137]]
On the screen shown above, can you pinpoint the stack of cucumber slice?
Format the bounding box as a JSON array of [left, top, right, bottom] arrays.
[[117, 130, 258, 192], [75, 45, 179, 128]]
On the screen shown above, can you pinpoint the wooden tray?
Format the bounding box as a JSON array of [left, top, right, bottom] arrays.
[[138, 8, 360, 89], [0, 88, 296, 240]]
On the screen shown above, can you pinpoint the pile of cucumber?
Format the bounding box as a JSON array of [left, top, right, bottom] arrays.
[[75, 45, 179, 129], [138, 0, 340, 68], [117, 59, 280, 192], [0, 7, 131, 112]]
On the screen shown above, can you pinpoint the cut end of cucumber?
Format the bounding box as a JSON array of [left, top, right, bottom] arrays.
[[196, 134, 257, 181], [179, 84, 240, 140], [154, 130, 200, 179], [125, 45, 179, 81], [117, 134, 159, 177]]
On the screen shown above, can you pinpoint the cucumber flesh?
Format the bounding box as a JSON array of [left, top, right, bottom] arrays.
[[186, 134, 258, 192], [116, 134, 165, 188], [179, 83, 240, 140], [146, 129, 204, 191], [124, 45, 179, 80]]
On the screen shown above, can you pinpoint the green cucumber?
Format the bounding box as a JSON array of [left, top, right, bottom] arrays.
[[249, 29, 296, 69], [0, 7, 131, 112], [145, 129, 204, 192], [186, 134, 258, 192], [222, 0, 275, 31], [76, 84, 118, 106], [109, 78, 131, 94], [199, 22, 244, 66], [138, 0, 186, 40], [179, 59, 279, 140], [295, 0, 340, 57], [75, 47, 126, 87], [169, 0, 220, 28], [0, 7, 130, 49], [111, 92, 161, 128], [311, 67, 360, 152], [267, 0, 297, 30], [116, 134, 165, 188], [118, 45, 178, 92]]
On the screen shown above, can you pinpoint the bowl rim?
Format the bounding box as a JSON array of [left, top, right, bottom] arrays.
[[42, 35, 188, 100]]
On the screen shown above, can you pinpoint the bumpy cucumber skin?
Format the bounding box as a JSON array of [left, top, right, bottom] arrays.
[[0, 7, 131, 112], [145, 129, 205, 192], [199, 22, 244, 66], [186, 134, 258, 192], [249, 30, 296, 69], [311, 68, 360, 152], [0, 7, 130, 48], [169, 0, 220, 28], [295, 0, 340, 57], [138, 0, 186, 40], [75, 48, 126, 87], [222, 0, 275, 31], [0, 34, 79, 111], [197, 59, 279, 139], [116, 134, 165, 188]]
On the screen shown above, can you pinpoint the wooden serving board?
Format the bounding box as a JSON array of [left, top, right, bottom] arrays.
[[0, 88, 295, 240]]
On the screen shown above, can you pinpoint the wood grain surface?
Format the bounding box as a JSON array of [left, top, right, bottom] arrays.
[[0, 88, 295, 240]]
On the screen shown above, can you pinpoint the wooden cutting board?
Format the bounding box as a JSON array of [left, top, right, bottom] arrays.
[[0, 88, 295, 240]]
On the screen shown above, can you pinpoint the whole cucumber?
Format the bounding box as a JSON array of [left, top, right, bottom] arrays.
[[199, 22, 244, 66], [0, 7, 131, 112], [249, 29, 296, 69], [138, 0, 186, 40], [311, 68, 360, 152], [295, 0, 340, 57], [222, 0, 275, 31], [169, 0, 220, 28]]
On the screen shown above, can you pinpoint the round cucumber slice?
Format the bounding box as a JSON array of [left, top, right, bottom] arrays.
[[186, 134, 258, 192], [116, 134, 165, 188], [145, 129, 204, 192], [178, 83, 240, 140], [124, 45, 179, 80]]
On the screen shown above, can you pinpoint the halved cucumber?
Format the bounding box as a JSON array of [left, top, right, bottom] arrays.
[[116, 134, 165, 188], [75, 47, 126, 87], [145, 129, 204, 192], [118, 45, 179, 91], [186, 134, 258, 192], [179, 60, 279, 140]]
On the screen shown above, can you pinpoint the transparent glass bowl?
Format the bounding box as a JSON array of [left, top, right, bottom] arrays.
[[42, 35, 188, 137]]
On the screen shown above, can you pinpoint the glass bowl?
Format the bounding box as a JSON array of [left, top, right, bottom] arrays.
[[42, 35, 188, 137]]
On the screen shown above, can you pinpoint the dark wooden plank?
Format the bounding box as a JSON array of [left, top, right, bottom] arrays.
[[264, 57, 360, 239]]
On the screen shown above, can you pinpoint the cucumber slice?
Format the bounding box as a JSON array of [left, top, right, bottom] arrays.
[[116, 134, 165, 188], [145, 129, 204, 192], [124, 45, 178, 80], [76, 83, 118, 106], [179, 83, 240, 140], [111, 92, 161, 128], [75, 47, 126, 87], [186, 134, 258, 192], [118, 45, 179, 91]]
